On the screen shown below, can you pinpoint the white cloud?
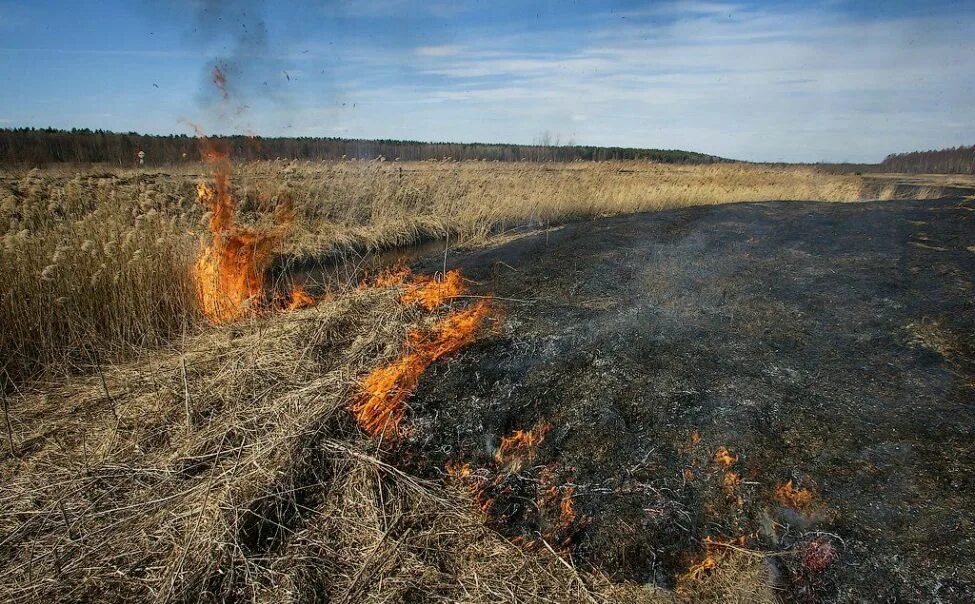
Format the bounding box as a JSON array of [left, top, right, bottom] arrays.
[[414, 45, 464, 58], [335, 5, 973, 162]]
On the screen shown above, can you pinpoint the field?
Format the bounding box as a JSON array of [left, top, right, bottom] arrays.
[[0, 161, 969, 603]]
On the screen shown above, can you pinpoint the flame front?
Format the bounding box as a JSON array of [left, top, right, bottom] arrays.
[[351, 298, 492, 438], [400, 269, 466, 309]]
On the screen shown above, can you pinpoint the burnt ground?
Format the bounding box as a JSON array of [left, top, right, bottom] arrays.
[[401, 198, 975, 602]]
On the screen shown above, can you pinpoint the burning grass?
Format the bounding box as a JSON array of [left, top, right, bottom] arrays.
[[0, 159, 888, 601], [0, 286, 599, 603], [0, 270, 773, 604], [495, 421, 552, 472], [351, 298, 492, 438]]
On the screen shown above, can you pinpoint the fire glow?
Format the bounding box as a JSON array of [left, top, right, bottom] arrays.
[[192, 138, 304, 323], [495, 421, 552, 472]]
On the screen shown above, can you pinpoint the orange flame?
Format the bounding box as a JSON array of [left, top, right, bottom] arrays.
[[712, 446, 737, 468], [446, 461, 474, 480], [363, 267, 467, 309], [773, 480, 815, 511], [401, 269, 467, 310], [722, 471, 742, 490], [192, 136, 286, 323], [495, 421, 551, 472], [286, 285, 316, 311], [678, 535, 747, 589], [362, 266, 413, 289], [351, 299, 492, 438]]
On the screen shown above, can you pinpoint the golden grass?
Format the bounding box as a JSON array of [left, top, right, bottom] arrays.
[[266, 161, 868, 255], [1, 160, 875, 384], [0, 170, 199, 382]]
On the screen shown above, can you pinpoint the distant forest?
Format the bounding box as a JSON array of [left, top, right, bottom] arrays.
[[0, 128, 725, 166], [879, 145, 975, 174]]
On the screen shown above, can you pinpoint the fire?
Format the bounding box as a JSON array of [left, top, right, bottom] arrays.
[[445, 462, 474, 479], [192, 137, 285, 323], [400, 269, 466, 310], [495, 421, 552, 472], [678, 535, 748, 590], [351, 299, 492, 438], [712, 446, 737, 468], [559, 486, 578, 521], [363, 267, 467, 309], [362, 266, 412, 289], [286, 285, 315, 311], [774, 480, 815, 511], [722, 471, 742, 491]]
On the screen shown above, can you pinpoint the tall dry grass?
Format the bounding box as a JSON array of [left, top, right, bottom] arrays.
[[256, 161, 868, 255], [0, 169, 199, 383], [0, 160, 881, 384]]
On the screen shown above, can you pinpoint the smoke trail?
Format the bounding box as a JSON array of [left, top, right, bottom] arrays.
[[191, 0, 288, 126]]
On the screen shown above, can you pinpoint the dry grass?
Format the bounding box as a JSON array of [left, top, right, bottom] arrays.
[[1, 160, 877, 385], [0, 169, 199, 383], [0, 160, 935, 601], [0, 280, 770, 603], [265, 161, 868, 256]]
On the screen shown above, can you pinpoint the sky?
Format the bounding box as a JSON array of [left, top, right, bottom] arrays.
[[0, 0, 973, 163]]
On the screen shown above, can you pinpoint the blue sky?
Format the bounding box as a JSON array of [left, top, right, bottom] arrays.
[[1, 0, 973, 162]]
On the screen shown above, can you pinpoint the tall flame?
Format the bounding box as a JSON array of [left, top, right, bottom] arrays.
[[192, 138, 284, 323]]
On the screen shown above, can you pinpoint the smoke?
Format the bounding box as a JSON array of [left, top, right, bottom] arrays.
[[190, 0, 289, 129]]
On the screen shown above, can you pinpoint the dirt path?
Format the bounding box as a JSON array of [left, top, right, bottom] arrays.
[[406, 198, 975, 602]]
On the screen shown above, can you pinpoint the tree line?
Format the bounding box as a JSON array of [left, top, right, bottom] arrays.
[[880, 145, 975, 174], [0, 128, 726, 166]]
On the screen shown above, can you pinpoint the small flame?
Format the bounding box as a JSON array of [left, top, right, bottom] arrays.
[[286, 285, 316, 311], [774, 480, 815, 511], [495, 421, 552, 472], [722, 471, 741, 490], [400, 269, 466, 310], [351, 299, 492, 438], [446, 462, 474, 479], [363, 266, 413, 289], [678, 535, 747, 589], [363, 267, 467, 309], [713, 446, 737, 468]]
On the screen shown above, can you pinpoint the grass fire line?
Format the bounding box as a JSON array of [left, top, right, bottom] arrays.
[[351, 269, 492, 439]]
